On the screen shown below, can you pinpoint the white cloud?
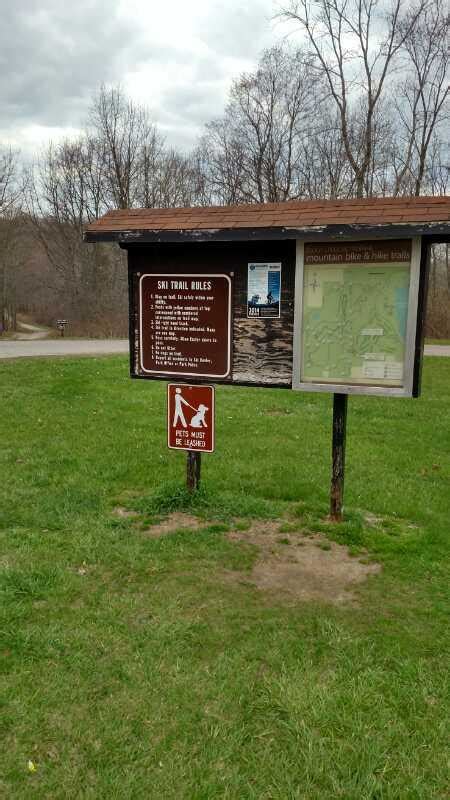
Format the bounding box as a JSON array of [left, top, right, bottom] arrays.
[[1, 0, 278, 156]]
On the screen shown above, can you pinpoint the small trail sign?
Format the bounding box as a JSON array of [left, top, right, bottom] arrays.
[[56, 319, 68, 337], [167, 384, 215, 453]]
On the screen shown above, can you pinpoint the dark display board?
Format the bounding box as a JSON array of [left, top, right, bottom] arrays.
[[128, 241, 296, 387], [128, 237, 426, 395]]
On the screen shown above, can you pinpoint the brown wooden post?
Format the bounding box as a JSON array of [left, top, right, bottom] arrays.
[[330, 393, 348, 521], [412, 236, 431, 397], [187, 451, 201, 492]]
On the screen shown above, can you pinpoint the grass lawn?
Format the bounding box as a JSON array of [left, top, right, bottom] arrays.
[[1, 355, 449, 799]]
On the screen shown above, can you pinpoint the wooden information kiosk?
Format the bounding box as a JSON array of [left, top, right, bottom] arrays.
[[85, 196, 450, 514]]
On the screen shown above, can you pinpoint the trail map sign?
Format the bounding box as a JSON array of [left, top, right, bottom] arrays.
[[139, 273, 231, 378], [293, 239, 421, 397], [167, 384, 214, 453]]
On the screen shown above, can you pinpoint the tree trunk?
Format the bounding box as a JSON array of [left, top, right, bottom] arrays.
[[2, 302, 16, 332]]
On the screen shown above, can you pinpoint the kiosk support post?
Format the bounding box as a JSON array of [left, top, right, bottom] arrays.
[[330, 393, 348, 521], [187, 451, 201, 492]]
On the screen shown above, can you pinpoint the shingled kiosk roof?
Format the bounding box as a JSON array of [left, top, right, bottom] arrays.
[[84, 195, 450, 244]]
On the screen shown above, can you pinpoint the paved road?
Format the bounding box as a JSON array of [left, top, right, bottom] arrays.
[[0, 339, 449, 360], [424, 345, 450, 357], [0, 339, 129, 359]]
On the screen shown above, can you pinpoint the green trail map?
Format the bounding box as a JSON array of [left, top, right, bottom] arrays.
[[301, 263, 410, 386]]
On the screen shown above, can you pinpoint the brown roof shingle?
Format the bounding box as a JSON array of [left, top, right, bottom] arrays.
[[84, 196, 450, 243]]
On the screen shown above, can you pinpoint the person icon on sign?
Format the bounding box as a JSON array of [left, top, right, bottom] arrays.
[[172, 388, 190, 428]]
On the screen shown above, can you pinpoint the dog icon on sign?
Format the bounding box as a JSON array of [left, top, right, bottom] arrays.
[[190, 404, 208, 428]]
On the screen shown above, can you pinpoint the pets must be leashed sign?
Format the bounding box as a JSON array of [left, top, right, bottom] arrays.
[[167, 384, 215, 453]]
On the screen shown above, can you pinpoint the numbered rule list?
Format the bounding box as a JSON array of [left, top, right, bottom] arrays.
[[139, 273, 231, 377]]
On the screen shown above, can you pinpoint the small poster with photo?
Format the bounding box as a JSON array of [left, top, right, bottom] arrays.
[[247, 263, 281, 318]]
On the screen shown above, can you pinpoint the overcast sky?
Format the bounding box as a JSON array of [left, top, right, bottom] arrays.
[[0, 0, 287, 157]]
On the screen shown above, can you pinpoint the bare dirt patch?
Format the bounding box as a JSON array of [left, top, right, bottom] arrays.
[[114, 509, 381, 604], [226, 521, 381, 605], [141, 512, 210, 538]]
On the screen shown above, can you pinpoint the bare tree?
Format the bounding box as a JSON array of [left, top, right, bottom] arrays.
[[0, 147, 21, 213], [424, 135, 449, 197], [24, 83, 207, 335], [23, 86, 170, 335], [392, 0, 449, 195], [89, 84, 164, 209], [138, 146, 205, 208], [278, 0, 426, 197], [26, 137, 127, 335], [199, 46, 320, 203], [0, 147, 23, 331], [198, 121, 248, 204], [298, 107, 353, 198]]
